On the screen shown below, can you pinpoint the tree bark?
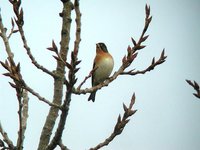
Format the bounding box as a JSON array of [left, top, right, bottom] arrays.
[[37, 1, 73, 150]]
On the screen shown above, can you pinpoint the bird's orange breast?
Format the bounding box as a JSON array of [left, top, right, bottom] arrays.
[[93, 50, 114, 85]]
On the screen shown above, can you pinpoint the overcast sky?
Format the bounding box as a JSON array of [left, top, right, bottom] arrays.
[[0, 0, 200, 150]]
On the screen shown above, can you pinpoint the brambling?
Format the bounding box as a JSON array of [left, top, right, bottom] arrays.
[[88, 42, 114, 102]]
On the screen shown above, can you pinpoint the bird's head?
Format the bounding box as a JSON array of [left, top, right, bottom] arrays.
[[96, 42, 108, 53]]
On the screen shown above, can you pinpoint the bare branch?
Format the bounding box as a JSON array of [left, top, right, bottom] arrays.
[[73, 0, 81, 54], [16, 88, 23, 150], [89, 93, 137, 150], [0, 12, 14, 59], [0, 60, 62, 109], [47, 1, 82, 145], [47, 46, 80, 150], [0, 2, 167, 150], [9, 1, 56, 78], [21, 90, 29, 147], [132, 4, 152, 53], [7, 18, 19, 39], [23, 83, 62, 109], [186, 80, 200, 99], [0, 122, 15, 150], [16, 90, 29, 150], [73, 65, 124, 94], [121, 49, 167, 75], [58, 140, 70, 150], [77, 67, 98, 90], [38, 0, 74, 149], [74, 4, 166, 95], [1, 4, 61, 108]]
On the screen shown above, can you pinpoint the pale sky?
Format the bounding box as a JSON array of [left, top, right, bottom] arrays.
[[0, 0, 200, 150]]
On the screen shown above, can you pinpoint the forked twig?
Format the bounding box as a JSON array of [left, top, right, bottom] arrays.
[[8, 0, 56, 78], [121, 49, 167, 75], [0, 60, 62, 109], [0, 122, 15, 149], [7, 18, 19, 39], [89, 93, 137, 150]]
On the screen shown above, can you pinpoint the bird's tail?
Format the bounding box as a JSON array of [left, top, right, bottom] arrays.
[[88, 91, 97, 102]]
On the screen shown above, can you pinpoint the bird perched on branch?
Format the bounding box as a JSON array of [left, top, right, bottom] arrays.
[[88, 42, 114, 102]]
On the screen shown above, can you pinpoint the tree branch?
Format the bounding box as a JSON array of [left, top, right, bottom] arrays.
[[89, 93, 137, 150], [38, 0, 74, 149], [74, 65, 124, 94], [7, 18, 19, 39], [120, 49, 167, 75], [0, 2, 167, 150], [46, 1, 81, 148], [58, 140, 70, 150], [23, 83, 62, 109], [0, 11, 14, 59], [20, 90, 29, 148], [0, 60, 62, 109], [77, 67, 97, 90], [132, 5, 152, 53], [74, 4, 166, 95], [8, 0, 56, 78], [186, 80, 200, 99], [0, 122, 15, 150], [73, 0, 81, 53], [16, 90, 29, 150], [47, 43, 80, 150], [16, 87, 23, 150]]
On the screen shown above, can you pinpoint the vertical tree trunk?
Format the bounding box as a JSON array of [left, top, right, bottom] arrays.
[[37, 1, 73, 150]]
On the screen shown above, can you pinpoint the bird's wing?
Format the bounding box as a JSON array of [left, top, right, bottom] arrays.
[[91, 57, 96, 87]]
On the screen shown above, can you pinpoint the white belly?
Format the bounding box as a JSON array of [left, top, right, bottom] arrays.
[[94, 57, 114, 84]]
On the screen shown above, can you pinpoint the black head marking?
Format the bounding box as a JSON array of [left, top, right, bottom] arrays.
[[97, 42, 108, 52]]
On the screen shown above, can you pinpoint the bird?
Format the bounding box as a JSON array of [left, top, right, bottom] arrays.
[[88, 42, 114, 102]]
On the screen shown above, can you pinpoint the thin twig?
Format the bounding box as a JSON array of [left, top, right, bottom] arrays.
[[7, 18, 18, 39], [0, 12, 14, 59], [1, 10, 21, 149], [23, 83, 62, 109], [0, 60, 62, 109], [121, 49, 167, 75], [73, 0, 81, 53], [0, 122, 15, 149], [132, 4, 152, 53], [77, 67, 98, 90], [9, 0, 56, 78], [89, 93, 137, 150], [186, 80, 200, 99], [73, 65, 124, 94], [1, 4, 60, 109]]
